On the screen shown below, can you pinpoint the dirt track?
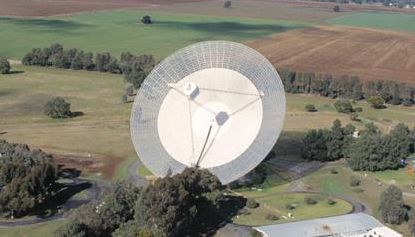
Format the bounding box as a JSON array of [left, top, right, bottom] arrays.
[[248, 25, 415, 84]]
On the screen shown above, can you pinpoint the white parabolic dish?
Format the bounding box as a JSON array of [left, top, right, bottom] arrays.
[[130, 41, 286, 184]]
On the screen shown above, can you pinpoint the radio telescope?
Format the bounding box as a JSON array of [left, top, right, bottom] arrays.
[[130, 41, 285, 184]]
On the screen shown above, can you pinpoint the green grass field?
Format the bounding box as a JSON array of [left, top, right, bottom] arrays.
[[0, 65, 133, 179], [328, 12, 415, 32], [0, 220, 67, 237], [0, 10, 304, 60], [233, 191, 352, 226]]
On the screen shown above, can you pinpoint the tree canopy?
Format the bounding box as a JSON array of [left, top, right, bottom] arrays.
[[302, 120, 354, 162], [347, 123, 413, 171], [0, 58, 11, 74], [56, 168, 228, 237], [44, 97, 72, 119], [0, 140, 58, 217], [379, 185, 406, 224]]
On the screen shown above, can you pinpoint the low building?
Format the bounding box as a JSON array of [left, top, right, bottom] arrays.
[[254, 213, 402, 237]]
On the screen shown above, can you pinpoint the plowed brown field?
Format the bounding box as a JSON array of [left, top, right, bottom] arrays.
[[0, 0, 210, 17], [248, 25, 415, 84]]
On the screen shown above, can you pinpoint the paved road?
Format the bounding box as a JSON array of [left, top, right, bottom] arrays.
[[0, 178, 102, 228], [0, 158, 149, 228]]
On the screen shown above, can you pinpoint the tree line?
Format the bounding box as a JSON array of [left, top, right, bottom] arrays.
[[55, 168, 241, 237], [22, 44, 156, 101], [302, 120, 415, 171], [279, 70, 415, 106], [0, 140, 58, 217]]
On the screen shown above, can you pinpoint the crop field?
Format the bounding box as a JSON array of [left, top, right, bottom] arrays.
[[143, 0, 350, 23], [328, 12, 415, 33], [0, 10, 304, 60], [0, 0, 209, 17], [248, 25, 415, 84]]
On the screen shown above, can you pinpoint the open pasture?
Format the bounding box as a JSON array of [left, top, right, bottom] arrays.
[[1, 66, 413, 180], [248, 25, 415, 84], [0, 65, 133, 179], [0, 10, 304, 60]]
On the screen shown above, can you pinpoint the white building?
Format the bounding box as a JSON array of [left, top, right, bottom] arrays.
[[255, 213, 402, 237]]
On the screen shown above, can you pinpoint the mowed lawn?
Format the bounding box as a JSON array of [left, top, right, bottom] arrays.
[[233, 192, 352, 226], [0, 10, 304, 60], [0, 220, 67, 237], [328, 12, 415, 32]]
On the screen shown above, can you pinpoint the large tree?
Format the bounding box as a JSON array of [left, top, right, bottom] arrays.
[[379, 185, 406, 224], [326, 119, 345, 160], [136, 168, 223, 237], [368, 95, 385, 109], [0, 58, 11, 74], [44, 97, 72, 119], [302, 129, 328, 161], [121, 53, 155, 90], [0, 140, 58, 217], [64, 182, 141, 237], [347, 123, 411, 171]]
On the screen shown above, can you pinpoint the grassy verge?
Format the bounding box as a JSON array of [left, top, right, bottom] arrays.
[[0, 220, 67, 237], [233, 192, 352, 226]]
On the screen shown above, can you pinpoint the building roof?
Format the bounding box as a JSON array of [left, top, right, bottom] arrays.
[[255, 213, 390, 237]]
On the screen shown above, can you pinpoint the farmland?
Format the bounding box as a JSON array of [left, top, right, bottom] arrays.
[[1, 0, 415, 236], [328, 12, 415, 33], [248, 25, 415, 84], [0, 0, 209, 17], [0, 10, 304, 60]]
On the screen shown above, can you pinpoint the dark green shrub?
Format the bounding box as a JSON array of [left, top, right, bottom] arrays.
[[285, 203, 296, 210], [334, 99, 353, 113], [304, 197, 318, 205], [266, 214, 279, 221], [305, 104, 317, 112], [327, 198, 336, 205], [353, 188, 364, 193], [368, 96, 385, 109], [141, 15, 152, 24], [0, 58, 10, 74], [44, 97, 72, 119], [350, 176, 361, 187], [246, 199, 259, 209]]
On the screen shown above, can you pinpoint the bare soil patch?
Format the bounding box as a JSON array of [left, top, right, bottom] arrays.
[[248, 25, 415, 84], [55, 152, 125, 179]]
